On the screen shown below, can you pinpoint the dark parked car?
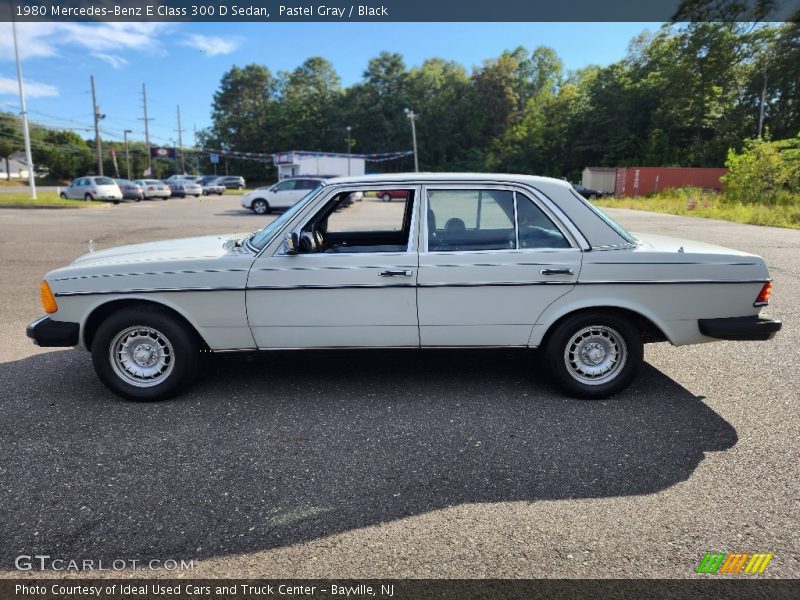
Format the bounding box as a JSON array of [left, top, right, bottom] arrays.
[[115, 179, 144, 202], [216, 176, 246, 190], [572, 184, 608, 199]]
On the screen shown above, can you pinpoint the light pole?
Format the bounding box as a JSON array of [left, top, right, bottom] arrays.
[[123, 129, 132, 179], [346, 126, 352, 176], [404, 108, 419, 172], [12, 18, 36, 199]]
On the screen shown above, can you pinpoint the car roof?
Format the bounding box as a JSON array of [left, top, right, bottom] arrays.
[[324, 172, 573, 188]]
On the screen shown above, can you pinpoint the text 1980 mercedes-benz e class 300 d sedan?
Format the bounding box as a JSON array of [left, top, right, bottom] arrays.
[[27, 174, 781, 401]]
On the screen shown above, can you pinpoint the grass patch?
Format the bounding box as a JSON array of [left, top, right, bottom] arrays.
[[0, 191, 94, 208], [595, 191, 800, 230]]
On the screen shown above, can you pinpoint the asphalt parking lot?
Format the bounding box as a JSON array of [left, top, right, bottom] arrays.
[[0, 194, 797, 578]]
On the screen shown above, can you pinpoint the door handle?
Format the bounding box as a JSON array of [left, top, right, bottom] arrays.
[[540, 268, 574, 275], [380, 270, 413, 277]]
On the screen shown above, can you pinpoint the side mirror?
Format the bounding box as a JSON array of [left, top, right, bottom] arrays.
[[284, 232, 299, 255]]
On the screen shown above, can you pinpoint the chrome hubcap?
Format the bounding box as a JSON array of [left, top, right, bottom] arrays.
[[110, 326, 174, 388], [564, 325, 627, 385]]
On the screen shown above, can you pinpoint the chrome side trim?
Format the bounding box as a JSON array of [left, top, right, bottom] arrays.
[[55, 287, 244, 297], [51, 268, 249, 282], [578, 279, 769, 285]]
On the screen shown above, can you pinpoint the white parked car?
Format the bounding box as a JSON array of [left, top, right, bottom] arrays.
[[59, 176, 123, 202], [241, 177, 325, 214], [28, 173, 781, 402], [133, 179, 171, 200]]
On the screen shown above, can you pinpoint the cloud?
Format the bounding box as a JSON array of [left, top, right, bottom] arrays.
[[0, 76, 58, 98], [0, 22, 174, 64], [92, 53, 129, 69], [181, 34, 240, 56]]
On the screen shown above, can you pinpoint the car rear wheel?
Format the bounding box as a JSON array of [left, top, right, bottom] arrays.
[[59, 192, 67, 199], [252, 199, 270, 214], [381, 192, 392, 202], [91, 307, 200, 401], [545, 311, 643, 399], [84, 193, 93, 201]]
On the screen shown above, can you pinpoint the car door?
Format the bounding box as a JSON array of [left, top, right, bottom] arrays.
[[266, 179, 301, 208], [246, 184, 420, 348], [67, 178, 85, 199], [417, 184, 582, 346]]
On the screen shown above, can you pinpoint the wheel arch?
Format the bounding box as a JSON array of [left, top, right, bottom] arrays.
[[82, 298, 210, 351], [533, 304, 669, 349]]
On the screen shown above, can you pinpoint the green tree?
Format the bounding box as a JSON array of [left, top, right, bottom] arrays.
[[32, 130, 93, 180]]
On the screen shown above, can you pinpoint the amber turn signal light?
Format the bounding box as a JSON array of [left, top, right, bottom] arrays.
[[40, 280, 58, 314], [754, 281, 772, 307]]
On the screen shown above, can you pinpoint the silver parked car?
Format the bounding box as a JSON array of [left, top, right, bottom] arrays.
[[60, 176, 123, 203], [27, 173, 781, 402], [114, 179, 144, 202]]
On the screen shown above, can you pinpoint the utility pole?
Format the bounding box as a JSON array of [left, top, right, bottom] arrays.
[[346, 126, 352, 176], [90, 75, 104, 175], [123, 129, 132, 179], [176, 105, 185, 174], [758, 64, 768, 138], [11, 17, 36, 199], [139, 83, 153, 175], [404, 108, 419, 172]]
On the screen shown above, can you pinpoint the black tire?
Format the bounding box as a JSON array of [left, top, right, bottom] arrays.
[[91, 306, 200, 401], [202, 190, 208, 196], [59, 192, 67, 199], [381, 193, 391, 202], [112, 200, 120, 205], [136, 198, 142, 202], [84, 193, 93, 201], [252, 198, 270, 215], [545, 311, 643, 399]]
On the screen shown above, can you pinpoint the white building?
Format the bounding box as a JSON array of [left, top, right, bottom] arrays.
[[581, 167, 617, 194], [274, 151, 365, 180], [0, 151, 32, 180]]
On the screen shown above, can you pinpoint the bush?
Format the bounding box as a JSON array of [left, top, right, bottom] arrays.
[[722, 135, 800, 205]]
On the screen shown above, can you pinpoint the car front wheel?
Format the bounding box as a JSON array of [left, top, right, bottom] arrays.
[[252, 199, 270, 214], [545, 311, 643, 399], [84, 193, 93, 201], [91, 307, 200, 401], [381, 193, 392, 202], [59, 192, 67, 199]]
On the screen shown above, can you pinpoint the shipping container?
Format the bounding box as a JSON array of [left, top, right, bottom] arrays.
[[614, 167, 728, 197]]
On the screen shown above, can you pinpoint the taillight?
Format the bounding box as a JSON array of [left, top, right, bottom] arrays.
[[754, 282, 772, 307], [40, 280, 58, 314]]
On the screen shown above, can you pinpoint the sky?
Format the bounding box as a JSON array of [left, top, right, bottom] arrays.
[[0, 21, 658, 150]]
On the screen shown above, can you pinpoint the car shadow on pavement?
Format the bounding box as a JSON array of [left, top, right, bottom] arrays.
[[0, 348, 737, 564]]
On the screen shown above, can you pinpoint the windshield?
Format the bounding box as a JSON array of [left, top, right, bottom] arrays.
[[570, 190, 636, 244], [248, 185, 326, 251]]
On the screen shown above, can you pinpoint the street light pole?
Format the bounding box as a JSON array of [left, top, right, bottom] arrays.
[[404, 108, 419, 172], [123, 129, 132, 179], [12, 18, 36, 199], [346, 126, 352, 176]]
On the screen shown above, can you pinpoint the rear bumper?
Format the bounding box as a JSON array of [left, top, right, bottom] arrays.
[[26, 316, 80, 347], [698, 315, 782, 341]]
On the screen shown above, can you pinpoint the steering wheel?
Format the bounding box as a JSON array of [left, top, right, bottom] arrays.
[[299, 224, 327, 253]]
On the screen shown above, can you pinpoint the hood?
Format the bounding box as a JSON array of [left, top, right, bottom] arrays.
[[70, 234, 247, 268], [631, 232, 755, 258]]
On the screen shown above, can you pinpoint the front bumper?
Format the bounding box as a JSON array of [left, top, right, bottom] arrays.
[[26, 316, 80, 347], [698, 315, 782, 341]]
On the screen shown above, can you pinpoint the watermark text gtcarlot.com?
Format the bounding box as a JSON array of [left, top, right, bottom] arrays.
[[15, 555, 195, 571]]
